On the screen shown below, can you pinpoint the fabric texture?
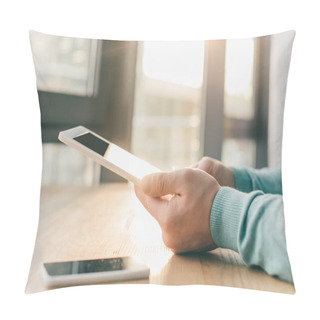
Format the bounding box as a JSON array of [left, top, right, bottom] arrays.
[[28, 30, 295, 293], [210, 167, 293, 283]]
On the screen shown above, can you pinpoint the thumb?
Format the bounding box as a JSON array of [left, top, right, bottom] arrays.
[[141, 171, 181, 197]]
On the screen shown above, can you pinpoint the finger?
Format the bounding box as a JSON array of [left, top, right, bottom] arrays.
[[141, 171, 183, 197], [195, 157, 213, 174], [189, 162, 199, 168], [134, 184, 171, 223]]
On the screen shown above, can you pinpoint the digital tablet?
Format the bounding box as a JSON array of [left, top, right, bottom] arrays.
[[58, 126, 161, 185]]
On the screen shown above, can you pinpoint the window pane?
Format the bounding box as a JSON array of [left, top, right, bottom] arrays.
[[41, 143, 100, 185], [132, 41, 205, 171], [224, 38, 255, 120], [29, 31, 100, 96], [222, 138, 256, 167], [142, 41, 204, 88]]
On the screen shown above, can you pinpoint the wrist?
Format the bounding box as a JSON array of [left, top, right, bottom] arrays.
[[209, 187, 246, 252], [231, 167, 253, 192]]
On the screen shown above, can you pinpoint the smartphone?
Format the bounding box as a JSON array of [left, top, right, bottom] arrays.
[[58, 126, 161, 185], [40, 256, 150, 288]]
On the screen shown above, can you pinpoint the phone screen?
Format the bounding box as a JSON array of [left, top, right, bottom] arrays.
[[74, 132, 160, 180], [44, 258, 129, 276], [74, 132, 110, 156]]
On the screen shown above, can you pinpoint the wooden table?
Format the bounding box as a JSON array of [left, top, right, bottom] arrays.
[[25, 183, 295, 294]]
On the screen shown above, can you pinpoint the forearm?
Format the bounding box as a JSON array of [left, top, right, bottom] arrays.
[[210, 187, 293, 283], [232, 167, 282, 194]]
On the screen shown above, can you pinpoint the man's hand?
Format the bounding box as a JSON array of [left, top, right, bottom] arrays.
[[192, 157, 235, 188], [134, 168, 220, 253]]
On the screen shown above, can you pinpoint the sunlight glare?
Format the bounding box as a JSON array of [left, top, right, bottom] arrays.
[[142, 41, 205, 88], [225, 38, 254, 97]]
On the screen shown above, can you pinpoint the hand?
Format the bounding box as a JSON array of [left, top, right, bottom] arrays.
[[192, 157, 235, 188], [134, 168, 220, 253]]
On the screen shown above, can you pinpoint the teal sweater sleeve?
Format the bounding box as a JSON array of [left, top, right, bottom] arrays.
[[210, 168, 293, 283], [232, 167, 282, 194]]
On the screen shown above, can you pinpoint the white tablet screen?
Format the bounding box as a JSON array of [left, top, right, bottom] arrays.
[[74, 132, 160, 180]]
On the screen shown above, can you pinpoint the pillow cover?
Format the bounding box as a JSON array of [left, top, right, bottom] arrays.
[[26, 30, 295, 294]]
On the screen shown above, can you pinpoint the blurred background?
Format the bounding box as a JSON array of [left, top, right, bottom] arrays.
[[30, 31, 290, 185]]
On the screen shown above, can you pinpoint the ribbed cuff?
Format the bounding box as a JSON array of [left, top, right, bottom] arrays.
[[231, 167, 253, 193], [210, 187, 247, 252]]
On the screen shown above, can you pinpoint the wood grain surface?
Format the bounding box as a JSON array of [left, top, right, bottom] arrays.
[[25, 183, 295, 294]]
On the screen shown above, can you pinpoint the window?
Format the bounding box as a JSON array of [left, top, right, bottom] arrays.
[[203, 37, 266, 169], [224, 38, 255, 121], [132, 41, 205, 171], [30, 32, 137, 185], [30, 31, 102, 185], [33, 33, 267, 186], [222, 38, 257, 167], [222, 138, 256, 168], [29, 31, 100, 97]]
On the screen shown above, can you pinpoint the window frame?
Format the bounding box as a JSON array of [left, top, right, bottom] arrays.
[[201, 36, 271, 169], [39, 39, 138, 182]]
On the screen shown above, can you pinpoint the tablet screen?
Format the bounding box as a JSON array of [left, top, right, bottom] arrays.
[[74, 132, 109, 156], [74, 132, 160, 180]]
